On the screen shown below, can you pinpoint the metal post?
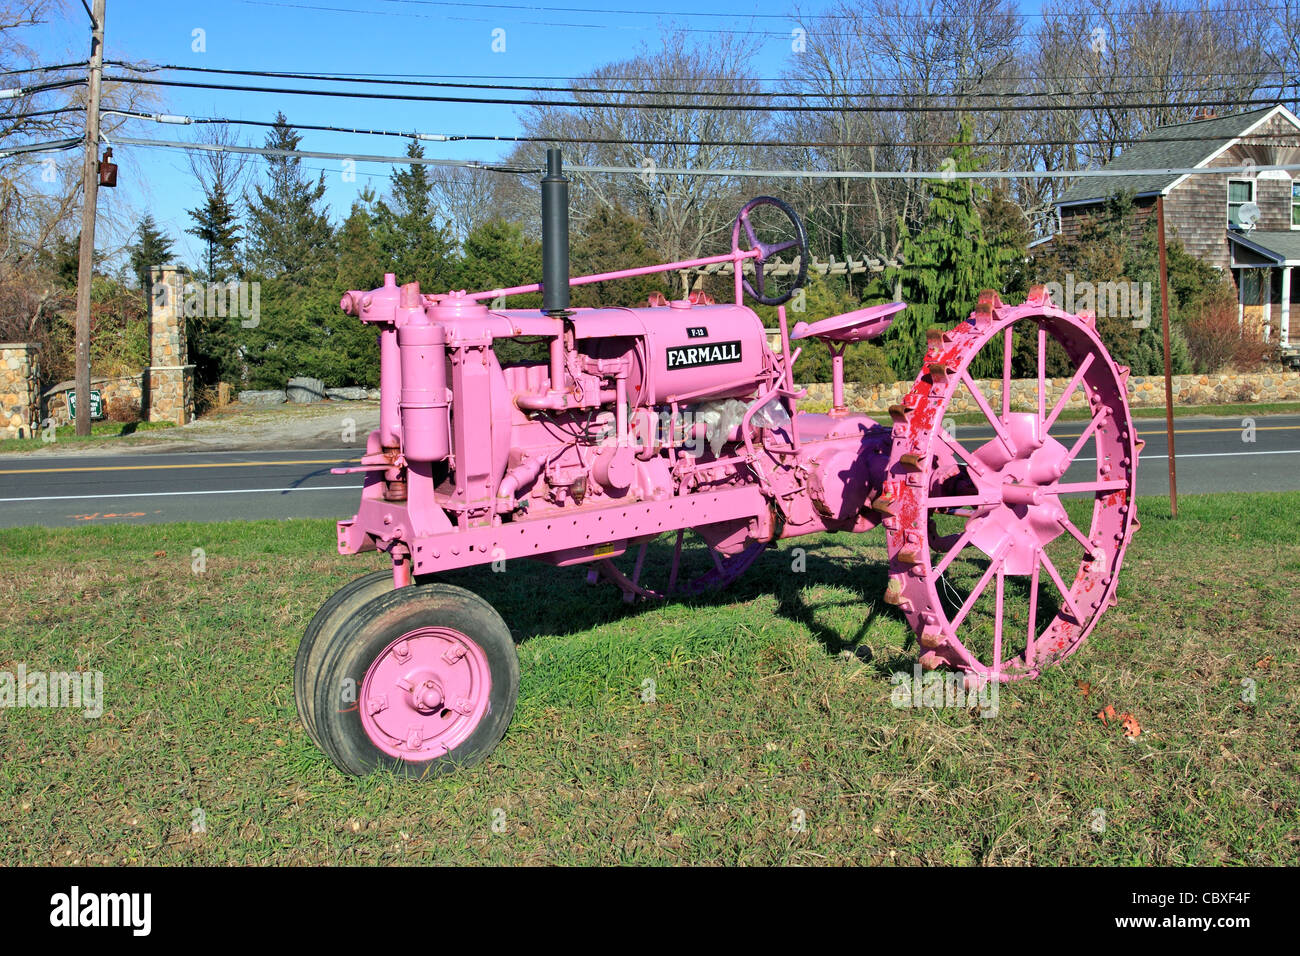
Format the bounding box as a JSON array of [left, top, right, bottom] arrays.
[[1156, 195, 1178, 517], [73, 0, 106, 437]]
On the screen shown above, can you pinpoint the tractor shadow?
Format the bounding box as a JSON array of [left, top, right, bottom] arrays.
[[433, 533, 913, 678]]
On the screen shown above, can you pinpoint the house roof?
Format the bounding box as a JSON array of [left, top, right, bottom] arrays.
[[1055, 107, 1288, 206], [1228, 230, 1300, 266]]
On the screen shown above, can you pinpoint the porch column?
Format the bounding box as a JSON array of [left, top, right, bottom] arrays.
[[1282, 266, 1292, 349], [1238, 269, 1245, 327], [1264, 267, 1272, 342]]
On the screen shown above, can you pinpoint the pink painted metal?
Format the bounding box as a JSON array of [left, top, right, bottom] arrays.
[[315, 176, 1140, 775], [880, 289, 1140, 682], [359, 626, 492, 760]]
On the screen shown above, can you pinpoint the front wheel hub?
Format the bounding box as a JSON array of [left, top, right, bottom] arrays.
[[360, 626, 492, 760]]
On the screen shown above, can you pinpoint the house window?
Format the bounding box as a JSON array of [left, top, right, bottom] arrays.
[[1292, 181, 1300, 227], [1228, 179, 1255, 228]]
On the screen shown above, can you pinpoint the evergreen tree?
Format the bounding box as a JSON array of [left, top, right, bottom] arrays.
[[455, 218, 545, 364], [374, 141, 454, 289], [127, 214, 175, 291], [568, 205, 667, 307], [245, 113, 334, 285], [335, 187, 386, 292], [878, 121, 1017, 380], [186, 184, 241, 281], [242, 114, 345, 388], [326, 188, 384, 385], [455, 218, 542, 301]]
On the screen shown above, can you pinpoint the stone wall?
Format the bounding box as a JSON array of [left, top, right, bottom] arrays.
[[0, 343, 39, 439], [43, 374, 145, 424], [798, 370, 1300, 413]]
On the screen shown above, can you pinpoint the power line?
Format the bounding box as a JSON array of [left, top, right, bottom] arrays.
[[242, 0, 798, 37], [364, 0, 1299, 20], [0, 62, 86, 77], [0, 77, 88, 98], [107, 65, 1297, 85], [97, 107, 1300, 151], [0, 137, 81, 160], [102, 73, 1288, 114], [99, 134, 1300, 182], [111, 59, 1296, 103], [242, 0, 1300, 34]]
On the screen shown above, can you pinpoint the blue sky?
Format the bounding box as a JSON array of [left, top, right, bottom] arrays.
[[22, 0, 812, 267]]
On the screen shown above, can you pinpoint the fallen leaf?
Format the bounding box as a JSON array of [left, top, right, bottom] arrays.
[[1120, 713, 1141, 738], [153, 550, 166, 558], [1076, 680, 1092, 697], [1256, 656, 1274, 670], [1096, 704, 1117, 727]]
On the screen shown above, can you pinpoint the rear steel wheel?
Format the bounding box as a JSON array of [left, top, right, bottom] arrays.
[[589, 527, 769, 602], [880, 288, 1142, 682]]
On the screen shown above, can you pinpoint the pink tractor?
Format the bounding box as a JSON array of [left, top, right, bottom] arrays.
[[296, 150, 1141, 777]]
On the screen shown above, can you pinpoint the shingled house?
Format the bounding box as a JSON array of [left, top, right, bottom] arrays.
[[1053, 105, 1300, 352]]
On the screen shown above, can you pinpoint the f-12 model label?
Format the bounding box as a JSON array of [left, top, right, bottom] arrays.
[[665, 340, 743, 370]]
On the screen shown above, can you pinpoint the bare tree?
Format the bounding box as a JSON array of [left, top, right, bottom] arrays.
[[504, 28, 767, 263]]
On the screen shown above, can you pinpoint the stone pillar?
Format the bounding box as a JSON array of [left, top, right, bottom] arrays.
[[0, 343, 40, 439], [145, 264, 196, 425]]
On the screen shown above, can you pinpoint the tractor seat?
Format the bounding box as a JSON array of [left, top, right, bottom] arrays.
[[790, 302, 906, 344]]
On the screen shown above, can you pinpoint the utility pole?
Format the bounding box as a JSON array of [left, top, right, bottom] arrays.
[[1156, 195, 1178, 517], [73, 0, 106, 437]]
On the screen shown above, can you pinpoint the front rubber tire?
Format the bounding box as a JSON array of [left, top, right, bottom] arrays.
[[294, 569, 395, 747], [312, 583, 520, 778]]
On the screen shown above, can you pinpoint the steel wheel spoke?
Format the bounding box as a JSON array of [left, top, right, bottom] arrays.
[[961, 370, 1016, 455], [1037, 327, 1047, 424], [1027, 551, 1041, 664], [993, 569, 1005, 676], [1056, 513, 1096, 554], [1038, 548, 1083, 622], [933, 524, 975, 577], [935, 427, 989, 478], [1002, 326, 1014, 419], [1044, 352, 1094, 432], [950, 538, 1010, 633], [1059, 408, 1108, 475], [1048, 478, 1128, 495]]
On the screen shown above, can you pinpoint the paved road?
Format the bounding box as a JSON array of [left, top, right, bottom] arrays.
[[0, 413, 1296, 528]]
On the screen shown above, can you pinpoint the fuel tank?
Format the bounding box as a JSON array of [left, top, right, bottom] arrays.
[[571, 301, 771, 406]]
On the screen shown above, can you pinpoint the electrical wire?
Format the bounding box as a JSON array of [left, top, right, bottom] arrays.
[[101, 73, 1289, 114], [108, 59, 1297, 103], [100, 134, 1300, 182], [94, 106, 1300, 151]]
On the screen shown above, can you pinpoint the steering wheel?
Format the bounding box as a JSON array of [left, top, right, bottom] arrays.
[[731, 196, 809, 306]]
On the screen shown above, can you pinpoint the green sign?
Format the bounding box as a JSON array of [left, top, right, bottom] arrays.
[[66, 389, 104, 421]]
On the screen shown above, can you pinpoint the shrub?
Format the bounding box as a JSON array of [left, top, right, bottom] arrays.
[[1184, 295, 1275, 373], [105, 395, 141, 424]]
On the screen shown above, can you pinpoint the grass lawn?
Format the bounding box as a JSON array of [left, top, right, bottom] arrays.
[[0, 419, 174, 454], [0, 491, 1296, 865]]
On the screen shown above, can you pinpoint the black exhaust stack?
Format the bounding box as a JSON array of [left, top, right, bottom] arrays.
[[541, 148, 570, 315]]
